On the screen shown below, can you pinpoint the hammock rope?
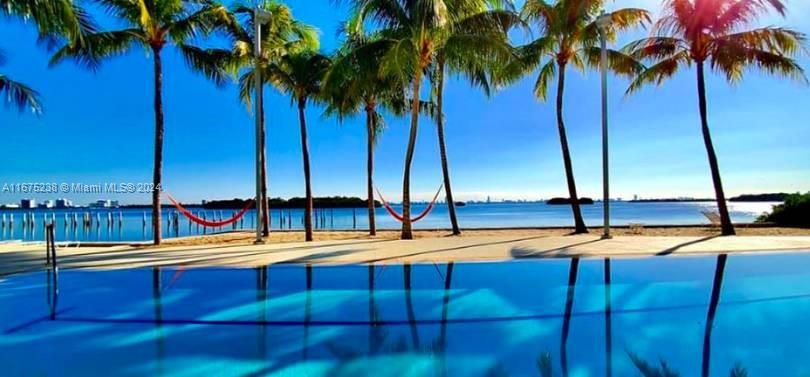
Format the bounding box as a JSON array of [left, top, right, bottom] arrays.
[[165, 193, 254, 228], [375, 184, 444, 223]]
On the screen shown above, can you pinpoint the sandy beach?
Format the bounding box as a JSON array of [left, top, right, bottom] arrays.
[[1, 226, 809, 277]]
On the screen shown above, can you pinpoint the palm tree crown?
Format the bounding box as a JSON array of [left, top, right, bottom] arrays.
[[512, 0, 650, 99], [50, 0, 232, 70], [625, 0, 806, 92]]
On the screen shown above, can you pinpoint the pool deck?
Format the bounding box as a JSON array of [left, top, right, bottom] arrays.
[[2, 232, 810, 276]]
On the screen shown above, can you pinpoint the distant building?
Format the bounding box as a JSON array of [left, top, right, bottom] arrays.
[[110, 200, 120, 208], [38, 200, 55, 209], [89, 200, 112, 208], [55, 198, 74, 208], [20, 199, 36, 209], [1, 204, 20, 209]]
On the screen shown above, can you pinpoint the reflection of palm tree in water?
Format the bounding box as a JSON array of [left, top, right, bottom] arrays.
[[604, 258, 613, 377], [324, 263, 455, 372], [702, 254, 728, 377], [628, 254, 748, 377], [404, 263, 421, 348], [152, 268, 165, 375], [303, 264, 313, 360], [560, 258, 580, 377], [256, 266, 269, 360]]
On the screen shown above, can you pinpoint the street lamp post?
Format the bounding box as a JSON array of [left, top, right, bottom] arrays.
[[254, 8, 271, 244], [597, 12, 612, 240]]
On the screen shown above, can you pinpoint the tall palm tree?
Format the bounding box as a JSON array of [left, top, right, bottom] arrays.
[[505, 0, 649, 234], [1, 50, 42, 114], [625, 0, 807, 236], [323, 33, 413, 237], [345, 0, 521, 239], [215, 1, 319, 237], [431, 0, 522, 236], [258, 52, 330, 242], [50, 0, 233, 245]]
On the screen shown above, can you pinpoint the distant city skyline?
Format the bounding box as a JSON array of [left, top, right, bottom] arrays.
[[1, 0, 808, 205]]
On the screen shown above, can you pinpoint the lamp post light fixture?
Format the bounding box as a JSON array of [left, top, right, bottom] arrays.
[[596, 11, 612, 240], [254, 7, 271, 244]]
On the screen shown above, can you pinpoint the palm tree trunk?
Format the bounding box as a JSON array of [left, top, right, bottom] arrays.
[[436, 58, 461, 235], [259, 102, 270, 236], [401, 71, 423, 240], [696, 62, 735, 236], [298, 97, 313, 242], [151, 47, 164, 245], [365, 104, 377, 236], [555, 63, 588, 234]]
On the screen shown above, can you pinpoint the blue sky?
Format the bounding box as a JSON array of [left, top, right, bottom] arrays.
[[1, 0, 809, 205]]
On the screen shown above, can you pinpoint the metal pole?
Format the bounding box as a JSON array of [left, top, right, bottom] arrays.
[[598, 14, 611, 240], [254, 7, 265, 244]]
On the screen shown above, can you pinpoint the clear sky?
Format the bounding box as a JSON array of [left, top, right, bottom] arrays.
[[1, 0, 808, 205]]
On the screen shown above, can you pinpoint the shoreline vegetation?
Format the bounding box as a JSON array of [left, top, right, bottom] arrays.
[[3, 0, 807, 243]]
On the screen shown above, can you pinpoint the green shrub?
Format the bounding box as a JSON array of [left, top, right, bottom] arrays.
[[757, 192, 810, 226]]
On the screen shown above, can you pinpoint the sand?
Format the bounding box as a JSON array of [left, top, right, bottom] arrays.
[[1, 226, 809, 277], [155, 226, 810, 248]]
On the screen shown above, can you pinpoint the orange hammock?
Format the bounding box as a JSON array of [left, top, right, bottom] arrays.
[[165, 193, 254, 228], [375, 184, 444, 223]]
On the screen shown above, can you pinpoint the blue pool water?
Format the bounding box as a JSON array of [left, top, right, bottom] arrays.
[[2, 253, 809, 376]]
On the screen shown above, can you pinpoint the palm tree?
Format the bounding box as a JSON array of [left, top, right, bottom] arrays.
[[213, 1, 319, 237], [431, 0, 522, 236], [323, 33, 413, 237], [1, 50, 42, 114], [505, 0, 649, 234], [260, 52, 330, 242], [345, 0, 521, 239], [50, 0, 233, 245], [625, 0, 807, 236]]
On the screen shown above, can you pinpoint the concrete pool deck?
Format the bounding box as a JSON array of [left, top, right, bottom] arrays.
[[2, 231, 810, 276]]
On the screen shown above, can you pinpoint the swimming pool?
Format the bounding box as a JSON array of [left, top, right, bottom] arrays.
[[2, 253, 808, 376]]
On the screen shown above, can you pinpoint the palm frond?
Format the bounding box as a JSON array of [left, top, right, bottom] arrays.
[[712, 43, 807, 84], [167, 4, 234, 43], [715, 27, 807, 56], [624, 37, 687, 60], [582, 8, 651, 46], [0, 74, 43, 114], [627, 351, 680, 377], [583, 47, 645, 77], [178, 44, 235, 87], [379, 38, 419, 85], [49, 28, 145, 70], [626, 50, 690, 94], [533, 60, 556, 101]]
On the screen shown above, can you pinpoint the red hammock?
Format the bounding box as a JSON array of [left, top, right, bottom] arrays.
[[375, 184, 444, 223], [165, 193, 254, 228]]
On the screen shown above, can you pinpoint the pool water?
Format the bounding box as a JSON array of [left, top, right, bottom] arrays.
[[1, 253, 809, 376]]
